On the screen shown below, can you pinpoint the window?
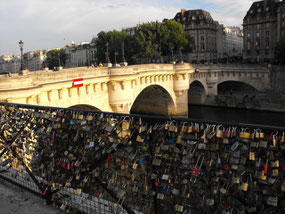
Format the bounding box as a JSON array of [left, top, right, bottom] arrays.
[[258, 8, 261, 13], [201, 43, 205, 51], [267, 23, 270, 28], [250, 10, 254, 14], [257, 24, 260, 29], [247, 50, 251, 54], [266, 31, 269, 37], [265, 38, 269, 48], [266, 7, 269, 12], [192, 16, 196, 20], [247, 41, 251, 49], [201, 36, 205, 41], [265, 49, 269, 55], [199, 15, 203, 19], [256, 32, 260, 37], [247, 33, 251, 38]]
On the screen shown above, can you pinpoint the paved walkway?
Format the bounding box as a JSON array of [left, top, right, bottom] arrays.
[[0, 179, 60, 214]]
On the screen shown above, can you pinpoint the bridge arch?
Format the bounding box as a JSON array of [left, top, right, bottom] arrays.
[[188, 80, 207, 105], [217, 81, 258, 96], [130, 85, 175, 116], [69, 104, 101, 111]]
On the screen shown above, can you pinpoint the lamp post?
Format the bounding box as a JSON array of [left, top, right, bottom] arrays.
[[114, 52, 118, 65], [87, 45, 90, 67], [105, 42, 111, 63], [120, 42, 128, 66], [58, 52, 61, 68], [18, 40, 26, 71], [121, 42, 126, 63]]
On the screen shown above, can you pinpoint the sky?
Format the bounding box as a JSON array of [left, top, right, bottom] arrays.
[[0, 0, 256, 55]]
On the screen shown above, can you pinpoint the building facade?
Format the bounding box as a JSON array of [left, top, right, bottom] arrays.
[[174, 9, 224, 62], [277, 1, 285, 41], [122, 25, 140, 36], [64, 41, 97, 68], [243, 0, 284, 62], [0, 55, 21, 74], [223, 26, 244, 58], [23, 50, 47, 71]]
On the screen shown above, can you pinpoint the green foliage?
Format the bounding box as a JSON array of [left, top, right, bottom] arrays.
[[94, 20, 193, 65], [132, 20, 192, 63], [275, 37, 285, 64], [95, 30, 133, 64], [46, 49, 66, 69]]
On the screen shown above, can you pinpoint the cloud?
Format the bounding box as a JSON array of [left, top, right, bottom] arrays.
[[0, 0, 180, 55], [0, 0, 256, 55], [201, 0, 256, 26]]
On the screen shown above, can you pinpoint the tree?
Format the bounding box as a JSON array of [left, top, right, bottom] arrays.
[[94, 30, 132, 64], [132, 20, 191, 63], [275, 37, 285, 64], [46, 49, 66, 69]]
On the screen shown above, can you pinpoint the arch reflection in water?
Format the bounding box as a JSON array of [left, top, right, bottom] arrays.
[[69, 104, 101, 111], [188, 80, 207, 105], [130, 85, 175, 116]]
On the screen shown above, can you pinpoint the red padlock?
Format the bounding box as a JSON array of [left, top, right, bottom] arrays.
[[264, 160, 269, 175], [107, 156, 113, 162], [282, 164, 285, 172]]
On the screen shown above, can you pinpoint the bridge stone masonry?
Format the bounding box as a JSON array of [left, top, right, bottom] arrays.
[[0, 63, 272, 117]]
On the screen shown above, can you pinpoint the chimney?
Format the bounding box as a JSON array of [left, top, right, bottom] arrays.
[[264, 0, 268, 9], [181, 9, 186, 18]]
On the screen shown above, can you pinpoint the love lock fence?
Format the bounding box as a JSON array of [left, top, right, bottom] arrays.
[[0, 102, 285, 214]]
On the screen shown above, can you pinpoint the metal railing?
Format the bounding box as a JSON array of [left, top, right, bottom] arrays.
[[0, 102, 285, 214]]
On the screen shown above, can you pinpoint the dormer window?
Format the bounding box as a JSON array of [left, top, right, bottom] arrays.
[[199, 15, 203, 19], [196, 11, 199, 15]]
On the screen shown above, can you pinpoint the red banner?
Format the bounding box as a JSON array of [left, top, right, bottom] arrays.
[[74, 78, 83, 87]]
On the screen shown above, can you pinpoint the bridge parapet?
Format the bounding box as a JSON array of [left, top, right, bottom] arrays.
[[0, 64, 194, 117]]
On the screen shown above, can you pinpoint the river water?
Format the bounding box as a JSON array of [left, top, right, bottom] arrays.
[[188, 105, 285, 127]]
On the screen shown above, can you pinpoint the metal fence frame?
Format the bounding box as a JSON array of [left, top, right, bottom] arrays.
[[0, 102, 284, 214]]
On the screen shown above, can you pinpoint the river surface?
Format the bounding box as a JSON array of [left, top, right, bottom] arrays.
[[188, 105, 285, 127]]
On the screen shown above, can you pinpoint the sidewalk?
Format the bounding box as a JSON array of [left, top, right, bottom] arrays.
[[0, 179, 60, 214]]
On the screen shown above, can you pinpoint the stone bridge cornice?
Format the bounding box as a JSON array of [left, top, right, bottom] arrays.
[[0, 63, 271, 117]]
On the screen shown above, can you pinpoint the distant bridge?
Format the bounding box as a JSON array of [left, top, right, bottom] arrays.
[[0, 64, 271, 116]]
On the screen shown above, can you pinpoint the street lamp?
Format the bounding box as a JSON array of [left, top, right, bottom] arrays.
[[114, 52, 118, 65], [18, 40, 26, 71], [105, 42, 111, 63], [58, 52, 61, 67], [121, 42, 126, 63]]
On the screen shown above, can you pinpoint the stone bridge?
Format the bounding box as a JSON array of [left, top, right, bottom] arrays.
[[0, 64, 271, 116]]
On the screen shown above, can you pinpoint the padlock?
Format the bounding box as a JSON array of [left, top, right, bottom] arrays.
[[169, 121, 178, 132], [216, 125, 224, 138]]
